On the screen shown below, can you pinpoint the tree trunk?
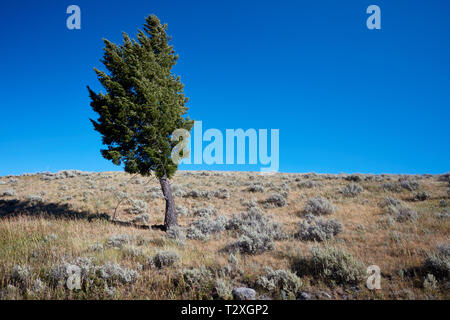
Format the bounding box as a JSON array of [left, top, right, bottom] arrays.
[[159, 174, 178, 230]]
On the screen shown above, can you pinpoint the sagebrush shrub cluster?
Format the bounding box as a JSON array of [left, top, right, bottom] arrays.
[[220, 253, 242, 278], [214, 278, 233, 299], [292, 246, 364, 286], [399, 178, 419, 191], [382, 182, 401, 193], [147, 188, 164, 199], [29, 278, 45, 295], [241, 199, 258, 210], [295, 215, 343, 242], [424, 244, 449, 279], [413, 191, 430, 202], [170, 184, 186, 197], [256, 267, 302, 299], [1, 189, 16, 197], [269, 183, 290, 198], [297, 180, 323, 189], [381, 196, 402, 207], [187, 215, 229, 240], [126, 199, 148, 215], [166, 226, 187, 245], [261, 193, 287, 208], [6, 265, 46, 297], [183, 188, 229, 199], [304, 196, 336, 216], [224, 207, 285, 254], [180, 267, 213, 290], [184, 189, 211, 198], [340, 183, 363, 197], [106, 234, 136, 248], [176, 205, 189, 217], [121, 245, 144, 258], [150, 250, 181, 269], [381, 197, 418, 222], [10, 265, 31, 285], [96, 262, 139, 284], [193, 206, 217, 218], [27, 195, 43, 202], [214, 188, 230, 199], [226, 207, 287, 242], [247, 183, 265, 193], [39, 170, 87, 181], [225, 232, 275, 255], [344, 175, 362, 182], [47, 257, 94, 288]]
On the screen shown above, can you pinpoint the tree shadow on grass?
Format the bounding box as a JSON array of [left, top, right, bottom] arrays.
[[0, 199, 109, 221], [0, 199, 164, 231]]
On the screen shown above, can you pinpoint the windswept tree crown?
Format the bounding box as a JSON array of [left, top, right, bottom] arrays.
[[88, 15, 193, 179]]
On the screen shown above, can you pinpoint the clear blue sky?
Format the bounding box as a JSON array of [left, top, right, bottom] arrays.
[[0, 0, 449, 175]]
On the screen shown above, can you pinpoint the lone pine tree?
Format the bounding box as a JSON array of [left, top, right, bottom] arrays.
[[88, 15, 193, 229]]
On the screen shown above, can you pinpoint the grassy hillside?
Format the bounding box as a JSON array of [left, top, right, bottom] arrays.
[[0, 170, 449, 300]]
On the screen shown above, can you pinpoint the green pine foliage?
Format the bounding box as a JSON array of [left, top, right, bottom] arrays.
[[88, 14, 193, 180]]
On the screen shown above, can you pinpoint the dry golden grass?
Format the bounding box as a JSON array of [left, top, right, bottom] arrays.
[[0, 171, 448, 300]]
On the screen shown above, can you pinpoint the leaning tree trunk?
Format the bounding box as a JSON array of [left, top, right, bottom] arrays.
[[159, 174, 178, 230]]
